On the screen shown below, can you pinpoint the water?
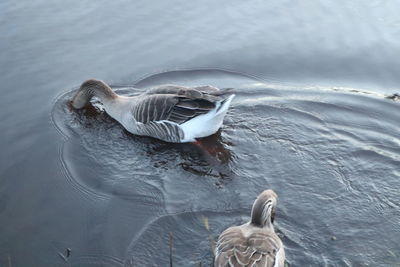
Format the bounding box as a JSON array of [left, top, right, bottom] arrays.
[[1, 1, 399, 266]]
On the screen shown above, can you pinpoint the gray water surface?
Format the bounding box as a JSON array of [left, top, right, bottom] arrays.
[[1, 1, 400, 266]]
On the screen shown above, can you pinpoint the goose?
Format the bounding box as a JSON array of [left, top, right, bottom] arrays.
[[215, 190, 285, 267], [71, 79, 235, 143]]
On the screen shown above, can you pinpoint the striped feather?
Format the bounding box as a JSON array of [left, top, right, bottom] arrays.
[[214, 190, 285, 267], [130, 94, 217, 125]]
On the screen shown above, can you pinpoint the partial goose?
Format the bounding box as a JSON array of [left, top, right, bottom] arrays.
[[71, 79, 235, 143], [215, 190, 285, 267]]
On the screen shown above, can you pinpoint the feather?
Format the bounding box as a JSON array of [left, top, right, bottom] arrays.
[[214, 190, 285, 267]]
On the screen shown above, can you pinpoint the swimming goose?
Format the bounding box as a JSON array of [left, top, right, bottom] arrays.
[[71, 79, 235, 143], [215, 190, 285, 267]]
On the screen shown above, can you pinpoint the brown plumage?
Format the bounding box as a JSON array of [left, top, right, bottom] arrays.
[[215, 190, 285, 267]]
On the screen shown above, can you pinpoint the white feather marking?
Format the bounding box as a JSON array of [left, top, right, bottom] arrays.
[[179, 94, 235, 142], [273, 246, 285, 267]]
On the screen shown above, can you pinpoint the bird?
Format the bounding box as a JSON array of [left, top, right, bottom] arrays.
[[71, 79, 235, 143], [214, 190, 285, 267]]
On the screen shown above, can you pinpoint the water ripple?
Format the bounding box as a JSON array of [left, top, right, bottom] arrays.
[[50, 69, 400, 265]]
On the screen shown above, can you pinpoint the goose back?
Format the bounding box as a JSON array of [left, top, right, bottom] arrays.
[[215, 225, 283, 267]]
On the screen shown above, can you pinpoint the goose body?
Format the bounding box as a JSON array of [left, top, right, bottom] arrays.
[[71, 80, 235, 143], [215, 190, 285, 267]]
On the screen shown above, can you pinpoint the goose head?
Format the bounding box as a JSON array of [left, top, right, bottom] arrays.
[[250, 189, 278, 228], [71, 79, 117, 109]]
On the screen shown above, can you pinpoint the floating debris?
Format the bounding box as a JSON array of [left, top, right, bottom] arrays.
[[169, 232, 174, 267], [66, 248, 71, 258], [387, 249, 396, 258], [385, 93, 400, 101], [202, 216, 210, 231]]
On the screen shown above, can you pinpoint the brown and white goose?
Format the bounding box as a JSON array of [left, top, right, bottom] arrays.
[[215, 190, 285, 267], [71, 79, 235, 143]]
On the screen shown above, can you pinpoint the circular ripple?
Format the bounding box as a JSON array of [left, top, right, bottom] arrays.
[[52, 69, 400, 265]]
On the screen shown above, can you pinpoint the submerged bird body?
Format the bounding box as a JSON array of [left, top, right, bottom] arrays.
[[215, 190, 285, 267], [71, 80, 235, 143]]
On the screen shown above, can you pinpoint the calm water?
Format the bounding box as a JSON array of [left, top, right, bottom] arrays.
[[1, 1, 399, 266]]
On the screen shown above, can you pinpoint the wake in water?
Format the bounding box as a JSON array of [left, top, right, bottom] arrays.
[[51, 69, 400, 266]]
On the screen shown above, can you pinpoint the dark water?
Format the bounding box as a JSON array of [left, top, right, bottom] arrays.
[[1, 1, 400, 267]]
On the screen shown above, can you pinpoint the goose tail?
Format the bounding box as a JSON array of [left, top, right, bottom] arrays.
[[179, 94, 235, 142], [216, 94, 235, 114]]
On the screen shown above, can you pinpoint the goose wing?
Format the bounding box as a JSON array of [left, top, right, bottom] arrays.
[[215, 227, 282, 267], [131, 90, 220, 124]]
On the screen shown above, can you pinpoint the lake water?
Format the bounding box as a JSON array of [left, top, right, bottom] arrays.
[[1, 1, 399, 266]]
